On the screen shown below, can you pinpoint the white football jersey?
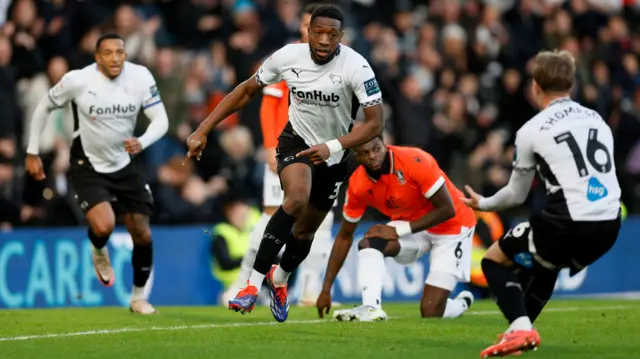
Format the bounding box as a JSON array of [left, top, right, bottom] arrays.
[[48, 62, 161, 173], [513, 98, 621, 221], [256, 43, 383, 166]]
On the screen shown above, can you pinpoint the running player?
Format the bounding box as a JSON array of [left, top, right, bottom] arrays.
[[25, 33, 169, 314], [316, 137, 477, 321], [462, 50, 621, 357], [223, 3, 335, 307], [186, 4, 384, 322]]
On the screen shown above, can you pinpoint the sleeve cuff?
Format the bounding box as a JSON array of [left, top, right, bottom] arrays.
[[343, 212, 362, 223], [424, 176, 445, 198]]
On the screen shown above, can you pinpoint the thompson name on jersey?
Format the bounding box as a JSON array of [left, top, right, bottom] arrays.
[[255, 43, 383, 166], [27, 61, 168, 173]]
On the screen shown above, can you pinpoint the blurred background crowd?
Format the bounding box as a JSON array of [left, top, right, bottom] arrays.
[[1, 0, 640, 229]]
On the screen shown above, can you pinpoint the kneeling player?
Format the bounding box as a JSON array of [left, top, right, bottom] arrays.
[[316, 137, 477, 321]]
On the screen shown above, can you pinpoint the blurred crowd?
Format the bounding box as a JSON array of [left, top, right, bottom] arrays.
[[1, 0, 640, 228]]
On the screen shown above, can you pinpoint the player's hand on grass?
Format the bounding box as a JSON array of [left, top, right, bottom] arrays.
[[25, 154, 45, 180], [461, 185, 484, 210], [123, 138, 142, 155], [185, 131, 208, 162], [296, 144, 330, 165], [316, 290, 332, 318], [364, 224, 399, 241]]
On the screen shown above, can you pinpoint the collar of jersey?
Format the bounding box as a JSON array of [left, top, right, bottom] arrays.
[[546, 96, 571, 108], [366, 148, 394, 183]]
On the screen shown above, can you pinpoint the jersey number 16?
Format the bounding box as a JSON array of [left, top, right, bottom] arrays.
[[554, 128, 612, 177]]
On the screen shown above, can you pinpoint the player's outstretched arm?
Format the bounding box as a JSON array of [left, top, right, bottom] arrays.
[[462, 130, 536, 211], [317, 219, 358, 318], [26, 72, 80, 180], [185, 75, 263, 160], [463, 169, 536, 212]]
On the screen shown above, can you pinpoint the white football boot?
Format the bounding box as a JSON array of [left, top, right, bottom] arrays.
[[332, 305, 388, 322]]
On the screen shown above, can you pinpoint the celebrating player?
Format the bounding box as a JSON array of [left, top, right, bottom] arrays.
[[316, 137, 477, 321], [223, 3, 335, 307], [186, 4, 384, 322], [25, 34, 169, 314], [462, 50, 621, 357]]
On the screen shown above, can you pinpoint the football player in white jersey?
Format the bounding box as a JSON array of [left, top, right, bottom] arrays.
[[25, 34, 169, 314], [186, 4, 384, 322], [462, 50, 622, 357], [222, 3, 337, 308]]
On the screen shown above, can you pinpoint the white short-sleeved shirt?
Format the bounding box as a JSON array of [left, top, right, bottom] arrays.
[[48, 62, 161, 173], [256, 43, 383, 166], [513, 98, 621, 221]]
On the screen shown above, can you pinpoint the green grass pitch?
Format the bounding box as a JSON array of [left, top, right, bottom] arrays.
[[1, 299, 639, 358]]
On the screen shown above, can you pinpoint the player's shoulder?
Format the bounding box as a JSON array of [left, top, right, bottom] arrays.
[[347, 166, 372, 194], [390, 145, 436, 168], [64, 64, 94, 82], [339, 44, 368, 63], [271, 43, 306, 62], [123, 61, 154, 79]]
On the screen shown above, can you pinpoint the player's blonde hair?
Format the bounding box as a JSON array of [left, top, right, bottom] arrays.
[[531, 50, 576, 93]]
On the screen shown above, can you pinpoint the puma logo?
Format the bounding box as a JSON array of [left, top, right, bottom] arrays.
[[506, 281, 522, 291], [291, 68, 302, 78]]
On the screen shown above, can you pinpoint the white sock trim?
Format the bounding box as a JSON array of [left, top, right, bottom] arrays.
[[272, 265, 290, 286], [509, 316, 533, 332]]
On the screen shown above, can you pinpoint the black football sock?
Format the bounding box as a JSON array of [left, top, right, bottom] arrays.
[[88, 229, 109, 249], [252, 206, 296, 275], [482, 258, 528, 324], [132, 242, 153, 288], [279, 237, 313, 273], [522, 269, 558, 323]]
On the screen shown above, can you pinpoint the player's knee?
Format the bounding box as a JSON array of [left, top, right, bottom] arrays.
[[131, 225, 152, 245], [90, 220, 115, 238], [358, 237, 387, 253], [292, 225, 315, 241], [282, 193, 308, 217]]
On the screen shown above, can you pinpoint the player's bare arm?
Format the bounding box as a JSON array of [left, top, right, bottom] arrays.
[[365, 186, 456, 241], [186, 75, 263, 160], [297, 104, 384, 165], [317, 219, 358, 318]]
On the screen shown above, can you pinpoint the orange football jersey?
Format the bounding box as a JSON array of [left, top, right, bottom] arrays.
[[343, 146, 476, 235]]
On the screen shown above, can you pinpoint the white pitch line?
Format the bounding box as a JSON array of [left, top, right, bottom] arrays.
[[0, 304, 635, 342], [466, 304, 635, 316]]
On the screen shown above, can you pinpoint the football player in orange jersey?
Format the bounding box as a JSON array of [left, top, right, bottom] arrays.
[[317, 136, 476, 321], [222, 3, 335, 308]]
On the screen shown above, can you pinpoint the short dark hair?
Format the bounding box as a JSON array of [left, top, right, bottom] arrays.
[[532, 50, 575, 93], [302, 3, 321, 16], [96, 33, 125, 52], [310, 4, 344, 27]]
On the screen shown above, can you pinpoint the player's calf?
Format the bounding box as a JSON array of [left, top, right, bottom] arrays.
[[86, 203, 116, 287], [420, 273, 473, 319], [520, 268, 558, 323]]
